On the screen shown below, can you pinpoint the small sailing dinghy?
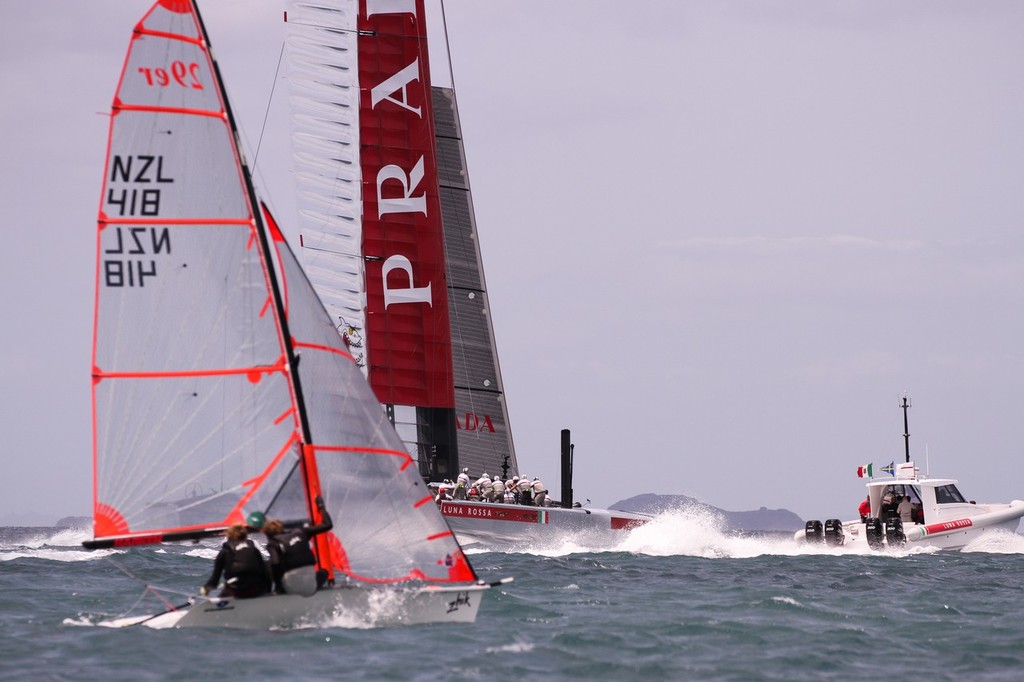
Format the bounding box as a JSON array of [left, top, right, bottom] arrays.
[[84, 0, 498, 628]]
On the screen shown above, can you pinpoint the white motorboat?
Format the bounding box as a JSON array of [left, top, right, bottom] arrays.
[[797, 399, 1024, 551]]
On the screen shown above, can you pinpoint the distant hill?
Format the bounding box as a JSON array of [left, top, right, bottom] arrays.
[[54, 516, 91, 529], [609, 493, 803, 532]]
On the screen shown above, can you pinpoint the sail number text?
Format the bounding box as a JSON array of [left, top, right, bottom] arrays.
[[138, 61, 204, 89], [103, 154, 175, 288]]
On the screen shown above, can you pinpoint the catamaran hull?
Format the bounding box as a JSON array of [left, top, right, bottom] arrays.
[[795, 501, 1024, 551], [438, 501, 649, 548], [143, 584, 488, 629]]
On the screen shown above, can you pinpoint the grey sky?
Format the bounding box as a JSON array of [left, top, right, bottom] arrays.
[[2, 1, 1023, 526]]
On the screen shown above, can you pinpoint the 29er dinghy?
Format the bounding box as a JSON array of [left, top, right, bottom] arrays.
[[85, 0, 499, 628]]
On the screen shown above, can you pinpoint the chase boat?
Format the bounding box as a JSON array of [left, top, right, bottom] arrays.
[[796, 398, 1024, 551]]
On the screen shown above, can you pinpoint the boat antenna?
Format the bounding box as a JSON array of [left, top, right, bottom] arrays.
[[900, 394, 912, 463]]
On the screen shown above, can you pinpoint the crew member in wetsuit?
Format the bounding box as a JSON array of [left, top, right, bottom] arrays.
[[261, 495, 333, 597], [201, 523, 271, 598]]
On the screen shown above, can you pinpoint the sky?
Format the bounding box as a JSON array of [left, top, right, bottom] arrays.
[[2, 1, 1023, 526]]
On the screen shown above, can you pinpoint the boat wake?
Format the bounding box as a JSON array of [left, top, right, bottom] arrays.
[[0, 527, 111, 563]]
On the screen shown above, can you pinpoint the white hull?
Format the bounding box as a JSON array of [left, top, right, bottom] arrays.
[[438, 500, 650, 549], [137, 584, 487, 630], [797, 500, 1024, 551]]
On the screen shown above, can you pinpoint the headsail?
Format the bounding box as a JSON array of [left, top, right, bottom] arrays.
[[90, 0, 476, 587], [287, 0, 518, 482]]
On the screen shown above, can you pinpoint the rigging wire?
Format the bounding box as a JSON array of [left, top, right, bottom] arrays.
[[252, 41, 287, 174]]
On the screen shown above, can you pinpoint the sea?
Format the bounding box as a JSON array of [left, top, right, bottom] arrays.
[[2, 511, 1023, 681]]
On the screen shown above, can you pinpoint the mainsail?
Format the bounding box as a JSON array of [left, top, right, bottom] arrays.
[[89, 0, 475, 586], [286, 0, 518, 482]]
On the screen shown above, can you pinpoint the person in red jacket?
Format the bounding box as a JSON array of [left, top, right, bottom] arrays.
[[858, 496, 871, 522]]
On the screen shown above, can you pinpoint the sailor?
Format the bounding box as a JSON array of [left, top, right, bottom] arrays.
[[858, 495, 871, 522], [201, 523, 271, 599], [477, 473, 493, 500], [508, 476, 520, 503], [517, 476, 533, 506], [897, 495, 914, 523], [454, 467, 470, 500], [259, 496, 333, 597], [531, 477, 548, 507], [503, 485, 517, 504], [491, 477, 506, 503], [467, 486, 480, 501], [435, 485, 453, 503]]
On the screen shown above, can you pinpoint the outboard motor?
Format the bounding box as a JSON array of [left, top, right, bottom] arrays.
[[804, 520, 824, 543], [823, 518, 845, 546], [865, 517, 884, 549], [885, 517, 906, 546]]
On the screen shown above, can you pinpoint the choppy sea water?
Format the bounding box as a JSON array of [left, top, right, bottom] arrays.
[[2, 512, 1023, 681]]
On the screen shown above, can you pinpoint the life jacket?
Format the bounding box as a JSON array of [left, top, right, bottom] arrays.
[[224, 539, 270, 593], [271, 530, 318, 572]]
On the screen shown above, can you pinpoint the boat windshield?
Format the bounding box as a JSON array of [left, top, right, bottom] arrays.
[[934, 484, 967, 504]]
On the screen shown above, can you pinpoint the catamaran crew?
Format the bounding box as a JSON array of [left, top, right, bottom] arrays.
[[518, 476, 533, 505], [454, 468, 470, 500], [476, 474, 493, 500], [491, 477, 506, 503], [259, 496, 334, 597], [201, 523, 271, 599], [531, 477, 548, 507], [435, 485, 454, 503]]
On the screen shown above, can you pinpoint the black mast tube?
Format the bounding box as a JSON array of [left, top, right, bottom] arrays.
[[560, 429, 573, 509], [901, 395, 911, 463]]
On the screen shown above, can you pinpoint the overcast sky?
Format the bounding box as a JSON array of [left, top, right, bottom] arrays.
[[2, 1, 1023, 526]]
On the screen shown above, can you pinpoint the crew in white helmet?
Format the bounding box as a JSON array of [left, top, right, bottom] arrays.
[[454, 467, 470, 500], [517, 475, 533, 506], [490, 477, 506, 503], [531, 477, 547, 507]]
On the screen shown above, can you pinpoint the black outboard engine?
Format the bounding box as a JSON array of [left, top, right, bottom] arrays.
[[823, 518, 845, 546], [885, 517, 906, 546], [804, 520, 824, 543], [865, 517, 884, 549]]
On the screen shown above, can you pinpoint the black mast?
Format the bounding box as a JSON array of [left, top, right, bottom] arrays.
[[900, 395, 911, 463]]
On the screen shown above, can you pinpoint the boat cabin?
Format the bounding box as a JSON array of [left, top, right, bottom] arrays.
[[863, 461, 974, 526]]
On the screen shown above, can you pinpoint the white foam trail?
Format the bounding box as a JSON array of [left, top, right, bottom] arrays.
[[961, 529, 1024, 554]]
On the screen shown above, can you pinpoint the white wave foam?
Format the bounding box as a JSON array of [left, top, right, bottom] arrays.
[[1, 547, 116, 563], [485, 642, 535, 654], [961, 529, 1024, 554]]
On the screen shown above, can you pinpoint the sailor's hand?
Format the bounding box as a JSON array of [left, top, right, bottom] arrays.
[[199, 585, 209, 596], [315, 495, 325, 511]]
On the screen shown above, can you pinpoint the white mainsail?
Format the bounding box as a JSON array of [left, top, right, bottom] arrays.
[[89, 0, 478, 591]]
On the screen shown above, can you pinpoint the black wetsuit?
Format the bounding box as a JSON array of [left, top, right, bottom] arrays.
[[266, 511, 333, 594], [204, 538, 271, 598]]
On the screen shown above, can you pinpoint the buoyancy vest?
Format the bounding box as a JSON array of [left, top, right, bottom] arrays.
[[271, 530, 318, 572], [224, 539, 269, 591]]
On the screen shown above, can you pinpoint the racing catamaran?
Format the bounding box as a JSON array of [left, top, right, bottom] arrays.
[[85, 0, 497, 628]]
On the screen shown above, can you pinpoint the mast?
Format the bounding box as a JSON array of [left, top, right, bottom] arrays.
[[191, 1, 317, 494], [900, 394, 911, 463]]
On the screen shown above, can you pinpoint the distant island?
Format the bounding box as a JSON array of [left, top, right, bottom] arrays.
[[609, 493, 803, 532]]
